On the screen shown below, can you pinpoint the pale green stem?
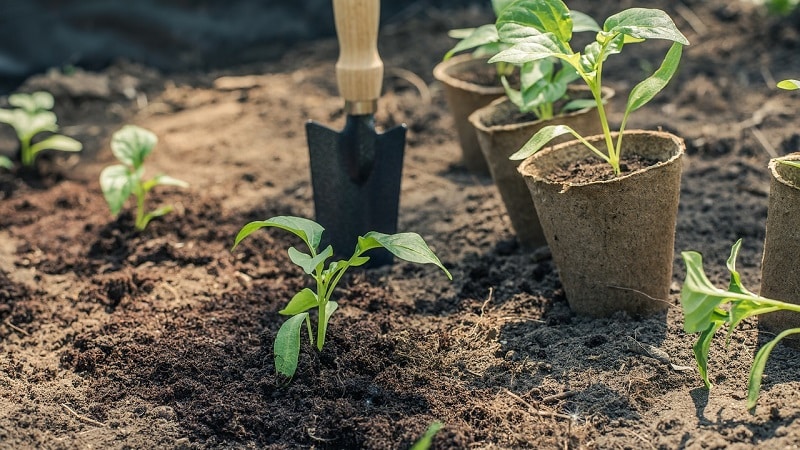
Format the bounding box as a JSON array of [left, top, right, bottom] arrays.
[[20, 136, 33, 167], [134, 185, 147, 230]]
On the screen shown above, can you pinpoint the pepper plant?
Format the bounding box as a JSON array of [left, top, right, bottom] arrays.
[[681, 239, 800, 410], [489, 0, 689, 175], [0, 91, 82, 168], [232, 216, 452, 379], [100, 125, 188, 231]]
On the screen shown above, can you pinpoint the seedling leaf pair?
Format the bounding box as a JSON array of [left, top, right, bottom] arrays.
[[680, 240, 800, 410], [232, 216, 452, 379], [100, 125, 188, 230]]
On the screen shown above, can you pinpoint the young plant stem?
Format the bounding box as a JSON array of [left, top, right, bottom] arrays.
[[134, 185, 147, 231], [590, 45, 619, 175], [20, 137, 33, 167]]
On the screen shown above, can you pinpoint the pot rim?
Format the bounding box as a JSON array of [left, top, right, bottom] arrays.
[[468, 85, 615, 134], [432, 54, 506, 96], [768, 152, 800, 191], [518, 130, 685, 188]]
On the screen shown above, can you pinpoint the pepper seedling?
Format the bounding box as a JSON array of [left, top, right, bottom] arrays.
[[232, 216, 452, 379], [681, 239, 800, 410], [0, 91, 82, 168], [489, 1, 689, 175], [99, 125, 188, 231]]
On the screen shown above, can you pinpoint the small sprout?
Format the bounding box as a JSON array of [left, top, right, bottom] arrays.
[[680, 239, 800, 411], [0, 155, 12, 170], [232, 216, 452, 380], [0, 91, 82, 168], [410, 421, 443, 450], [777, 79, 800, 90], [100, 125, 188, 231], [490, 1, 689, 175]]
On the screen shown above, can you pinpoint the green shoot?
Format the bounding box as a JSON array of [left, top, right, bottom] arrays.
[[410, 421, 443, 450], [99, 125, 188, 231], [232, 216, 452, 379], [680, 239, 800, 410], [490, 2, 689, 175], [777, 79, 800, 90], [0, 91, 82, 168], [0, 155, 12, 170]]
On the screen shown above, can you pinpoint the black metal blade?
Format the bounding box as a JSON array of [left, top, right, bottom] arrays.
[[306, 115, 406, 267]]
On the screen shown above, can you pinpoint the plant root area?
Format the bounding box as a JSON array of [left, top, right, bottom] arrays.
[[2, 1, 800, 449]]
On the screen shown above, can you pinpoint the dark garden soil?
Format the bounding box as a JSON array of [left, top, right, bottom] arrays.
[[2, 1, 800, 449]]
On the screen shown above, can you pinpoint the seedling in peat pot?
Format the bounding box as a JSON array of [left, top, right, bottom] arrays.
[[681, 239, 800, 410], [489, 1, 689, 175], [100, 125, 188, 231], [231, 216, 452, 380], [777, 79, 800, 169], [0, 91, 82, 168]]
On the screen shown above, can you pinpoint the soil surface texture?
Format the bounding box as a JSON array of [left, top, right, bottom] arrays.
[[2, 1, 800, 449]]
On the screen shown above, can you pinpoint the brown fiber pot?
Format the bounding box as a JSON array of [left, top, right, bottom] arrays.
[[469, 86, 614, 250], [433, 54, 505, 175], [759, 153, 800, 344], [518, 131, 684, 317]]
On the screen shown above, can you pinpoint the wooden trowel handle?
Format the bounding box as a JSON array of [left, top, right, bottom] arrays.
[[333, 0, 382, 115]]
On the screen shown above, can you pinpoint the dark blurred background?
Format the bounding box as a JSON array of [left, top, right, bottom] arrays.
[[0, 0, 482, 92]]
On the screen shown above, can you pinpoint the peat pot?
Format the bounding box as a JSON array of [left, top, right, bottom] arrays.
[[433, 54, 505, 175], [760, 153, 800, 344], [518, 131, 684, 317], [469, 86, 614, 250]]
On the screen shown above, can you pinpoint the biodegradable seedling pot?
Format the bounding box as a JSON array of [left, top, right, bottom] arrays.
[[469, 86, 614, 250], [759, 153, 800, 343], [518, 130, 684, 317], [433, 54, 505, 175]]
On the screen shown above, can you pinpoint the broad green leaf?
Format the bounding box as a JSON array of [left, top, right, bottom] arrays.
[[349, 255, 370, 267], [99, 164, 134, 216], [489, 33, 568, 65], [280, 288, 319, 315], [444, 24, 499, 60], [509, 124, 573, 160], [496, 0, 572, 42], [693, 319, 726, 388], [410, 421, 443, 450], [28, 134, 82, 158], [274, 312, 309, 378], [9, 91, 54, 113], [288, 245, 332, 274], [316, 301, 339, 351], [621, 42, 683, 130], [580, 34, 624, 74], [561, 98, 598, 112], [603, 8, 690, 45], [0, 155, 12, 169], [571, 11, 601, 33], [358, 232, 452, 279], [232, 216, 325, 252], [747, 328, 800, 410], [679, 251, 732, 334], [778, 79, 800, 90], [111, 125, 157, 168], [491, 0, 516, 17]]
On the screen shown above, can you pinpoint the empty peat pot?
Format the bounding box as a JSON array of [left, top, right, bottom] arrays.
[[760, 153, 800, 345], [433, 54, 505, 175], [518, 130, 684, 317], [469, 86, 614, 250]]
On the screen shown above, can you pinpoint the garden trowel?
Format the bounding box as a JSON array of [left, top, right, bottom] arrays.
[[306, 0, 406, 267]]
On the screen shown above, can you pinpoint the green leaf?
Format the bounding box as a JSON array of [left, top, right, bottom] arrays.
[[725, 239, 754, 295], [747, 328, 800, 410], [693, 319, 726, 388], [620, 42, 683, 130], [509, 124, 573, 160], [146, 174, 189, 191], [410, 421, 443, 450], [444, 24, 499, 60], [111, 125, 157, 168], [349, 255, 370, 267], [779, 160, 800, 169], [561, 98, 598, 112], [9, 91, 54, 113], [358, 232, 452, 280], [603, 8, 690, 45], [680, 251, 732, 334], [146, 205, 174, 219], [501, 76, 525, 111], [274, 313, 309, 378], [571, 11, 601, 33], [316, 301, 339, 351], [288, 245, 332, 274], [0, 155, 12, 170], [495, 0, 573, 43], [489, 33, 568, 65], [778, 79, 800, 90], [491, 0, 516, 17], [231, 216, 325, 253], [99, 164, 135, 216], [280, 288, 319, 315], [28, 134, 82, 158]]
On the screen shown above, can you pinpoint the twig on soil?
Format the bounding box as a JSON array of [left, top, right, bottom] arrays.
[[61, 403, 105, 428], [750, 127, 778, 159], [387, 67, 432, 105], [480, 288, 494, 317], [674, 3, 707, 36], [606, 285, 674, 308], [502, 389, 574, 421], [307, 428, 336, 443], [4, 318, 30, 336], [541, 390, 577, 405]]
